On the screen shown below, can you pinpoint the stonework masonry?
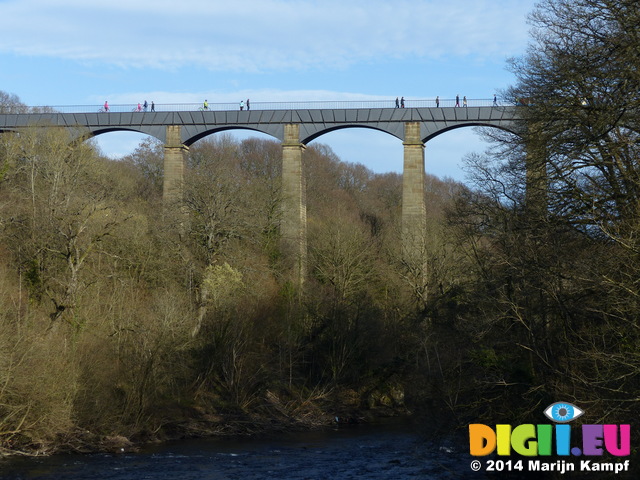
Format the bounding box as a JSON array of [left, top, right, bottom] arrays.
[[402, 122, 427, 257], [281, 124, 308, 285], [163, 125, 188, 202]]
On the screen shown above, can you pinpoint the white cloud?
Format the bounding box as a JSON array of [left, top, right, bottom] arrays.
[[0, 0, 535, 71]]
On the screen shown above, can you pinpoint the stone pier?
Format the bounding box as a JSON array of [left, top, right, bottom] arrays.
[[163, 125, 188, 202], [402, 122, 427, 258], [525, 123, 548, 214], [281, 124, 307, 286]]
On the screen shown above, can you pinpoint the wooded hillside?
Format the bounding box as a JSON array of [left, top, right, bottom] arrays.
[[0, 116, 468, 453]]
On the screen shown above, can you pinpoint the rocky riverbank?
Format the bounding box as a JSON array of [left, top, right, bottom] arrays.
[[0, 386, 410, 458]]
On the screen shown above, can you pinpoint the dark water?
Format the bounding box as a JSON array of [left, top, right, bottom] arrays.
[[0, 421, 483, 479]]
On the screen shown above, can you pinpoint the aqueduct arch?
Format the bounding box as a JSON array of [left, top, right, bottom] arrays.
[[0, 106, 521, 284]]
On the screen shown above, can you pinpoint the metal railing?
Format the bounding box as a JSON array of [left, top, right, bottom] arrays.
[[15, 99, 510, 114]]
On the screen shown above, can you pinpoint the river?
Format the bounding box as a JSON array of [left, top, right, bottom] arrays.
[[0, 420, 483, 479]]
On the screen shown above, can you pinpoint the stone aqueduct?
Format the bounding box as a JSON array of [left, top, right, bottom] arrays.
[[0, 104, 520, 282]]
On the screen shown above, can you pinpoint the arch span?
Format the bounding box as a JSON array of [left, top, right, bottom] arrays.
[[87, 125, 167, 144], [300, 123, 402, 144], [423, 121, 519, 143], [183, 126, 280, 147], [89, 126, 163, 143]]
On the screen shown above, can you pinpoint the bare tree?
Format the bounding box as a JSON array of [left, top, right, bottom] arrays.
[[0, 90, 28, 114], [449, 0, 640, 425]]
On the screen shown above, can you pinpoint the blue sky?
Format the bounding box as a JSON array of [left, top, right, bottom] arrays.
[[0, 0, 537, 182]]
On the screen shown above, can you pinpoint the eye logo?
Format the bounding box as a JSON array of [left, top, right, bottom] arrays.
[[543, 402, 584, 423]]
